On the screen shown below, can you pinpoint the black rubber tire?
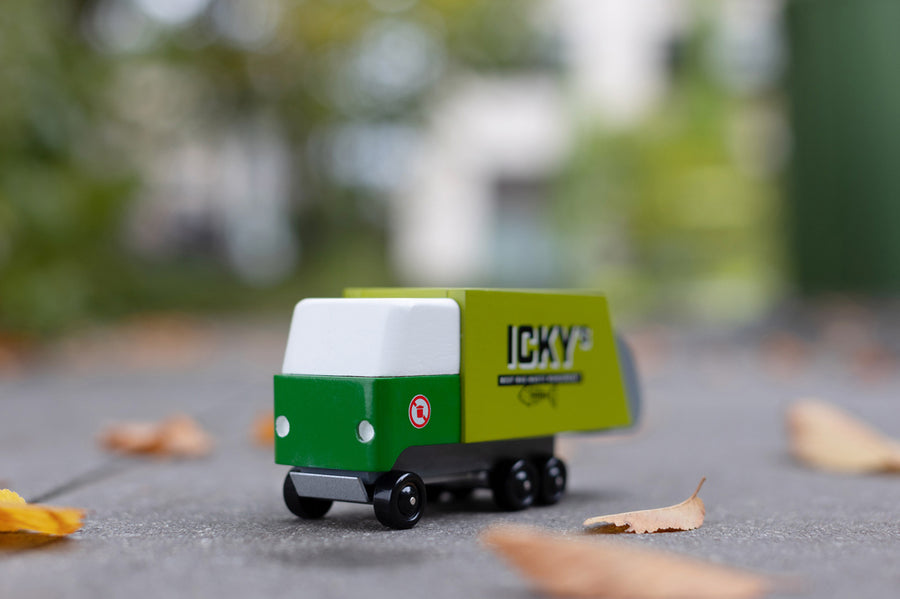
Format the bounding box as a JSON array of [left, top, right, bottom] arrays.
[[491, 458, 538, 511], [373, 471, 426, 530], [283, 470, 333, 519], [533, 456, 567, 505]]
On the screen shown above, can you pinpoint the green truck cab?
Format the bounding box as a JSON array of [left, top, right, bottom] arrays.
[[275, 288, 640, 529]]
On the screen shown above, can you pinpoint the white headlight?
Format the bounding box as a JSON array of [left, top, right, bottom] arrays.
[[275, 415, 290, 438], [357, 420, 375, 443]]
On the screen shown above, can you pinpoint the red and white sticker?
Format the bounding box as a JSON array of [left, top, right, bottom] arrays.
[[408, 395, 431, 429]]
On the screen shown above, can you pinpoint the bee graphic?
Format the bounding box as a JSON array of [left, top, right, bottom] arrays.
[[518, 384, 557, 408]]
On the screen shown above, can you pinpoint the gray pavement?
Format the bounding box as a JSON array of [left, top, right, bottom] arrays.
[[1, 319, 898, 599]]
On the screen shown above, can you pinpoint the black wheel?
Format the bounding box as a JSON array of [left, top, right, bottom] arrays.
[[534, 456, 567, 505], [491, 459, 538, 511], [373, 471, 426, 530], [283, 471, 333, 519]]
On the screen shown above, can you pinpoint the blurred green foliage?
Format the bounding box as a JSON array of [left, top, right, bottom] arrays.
[[0, 1, 789, 334], [787, 0, 900, 294], [0, 0, 542, 336], [0, 1, 137, 334], [556, 23, 783, 323]]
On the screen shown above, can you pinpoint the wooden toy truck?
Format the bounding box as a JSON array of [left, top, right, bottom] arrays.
[[275, 288, 640, 529]]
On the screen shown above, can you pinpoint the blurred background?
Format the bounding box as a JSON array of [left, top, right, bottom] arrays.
[[1, 0, 899, 367]]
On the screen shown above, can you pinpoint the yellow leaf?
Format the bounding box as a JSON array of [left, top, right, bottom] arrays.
[[482, 525, 772, 599], [0, 489, 26, 505], [99, 413, 213, 458], [787, 399, 900, 474], [0, 490, 85, 536], [583, 478, 706, 534]]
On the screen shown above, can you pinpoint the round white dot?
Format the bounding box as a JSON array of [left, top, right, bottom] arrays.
[[357, 420, 375, 443], [275, 415, 290, 438]]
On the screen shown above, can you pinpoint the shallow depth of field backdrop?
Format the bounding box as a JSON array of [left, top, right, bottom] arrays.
[[2, 5, 900, 599], [0, 0, 897, 343]]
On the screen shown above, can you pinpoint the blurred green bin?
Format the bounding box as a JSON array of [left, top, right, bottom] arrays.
[[787, 0, 900, 293]]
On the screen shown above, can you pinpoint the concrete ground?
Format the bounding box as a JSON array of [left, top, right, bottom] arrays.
[[1, 315, 898, 599]]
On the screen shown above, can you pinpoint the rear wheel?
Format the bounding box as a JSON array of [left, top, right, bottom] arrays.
[[283, 471, 333, 519], [373, 471, 426, 530], [534, 456, 567, 505], [491, 459, 538, 511]]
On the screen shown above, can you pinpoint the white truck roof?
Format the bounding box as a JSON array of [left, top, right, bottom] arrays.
[[282, 298, 461, 377]]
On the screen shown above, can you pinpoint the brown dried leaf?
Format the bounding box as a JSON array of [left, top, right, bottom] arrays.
[[482, 525, 771, 599], [583, 478, 706, 534], [0, 489, 85, 536], [787, 399, 900, 474], [252, 410, 274, 447], [100, 414, 213, 458]]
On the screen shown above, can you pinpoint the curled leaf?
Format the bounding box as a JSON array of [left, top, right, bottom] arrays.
[[0, 489, 85, 536], [787, 399, 900, 474], [584, 478, 706, 534], [483, 525, 772, 599], [100, 413, 213, 458]]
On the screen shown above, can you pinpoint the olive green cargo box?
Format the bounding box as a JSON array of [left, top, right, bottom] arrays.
[[344, 289, 633, 443]]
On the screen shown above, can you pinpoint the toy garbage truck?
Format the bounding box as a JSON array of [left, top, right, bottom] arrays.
[[275, 288, 641, 530]]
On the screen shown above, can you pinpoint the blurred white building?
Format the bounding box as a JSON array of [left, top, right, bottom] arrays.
[[392, 76, 571, 285], [128, 117, 298, 287], [115, 0, 782, 288], [390, 0, 687, 286], [389, 0, 783, 287]]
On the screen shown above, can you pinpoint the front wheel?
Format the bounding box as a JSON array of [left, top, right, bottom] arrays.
[[373, 471, 426, 530], [283, 471, 333, 519]]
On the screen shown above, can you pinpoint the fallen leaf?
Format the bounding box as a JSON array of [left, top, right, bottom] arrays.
[[787, 399, 900, 474], [0, 490, 25, 504], [583, 478, 706, 534], [100, 414, 213, 458], [0, 489, 85, 536], [483, 525, 771, 599], [252, 411, 274, 447]]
